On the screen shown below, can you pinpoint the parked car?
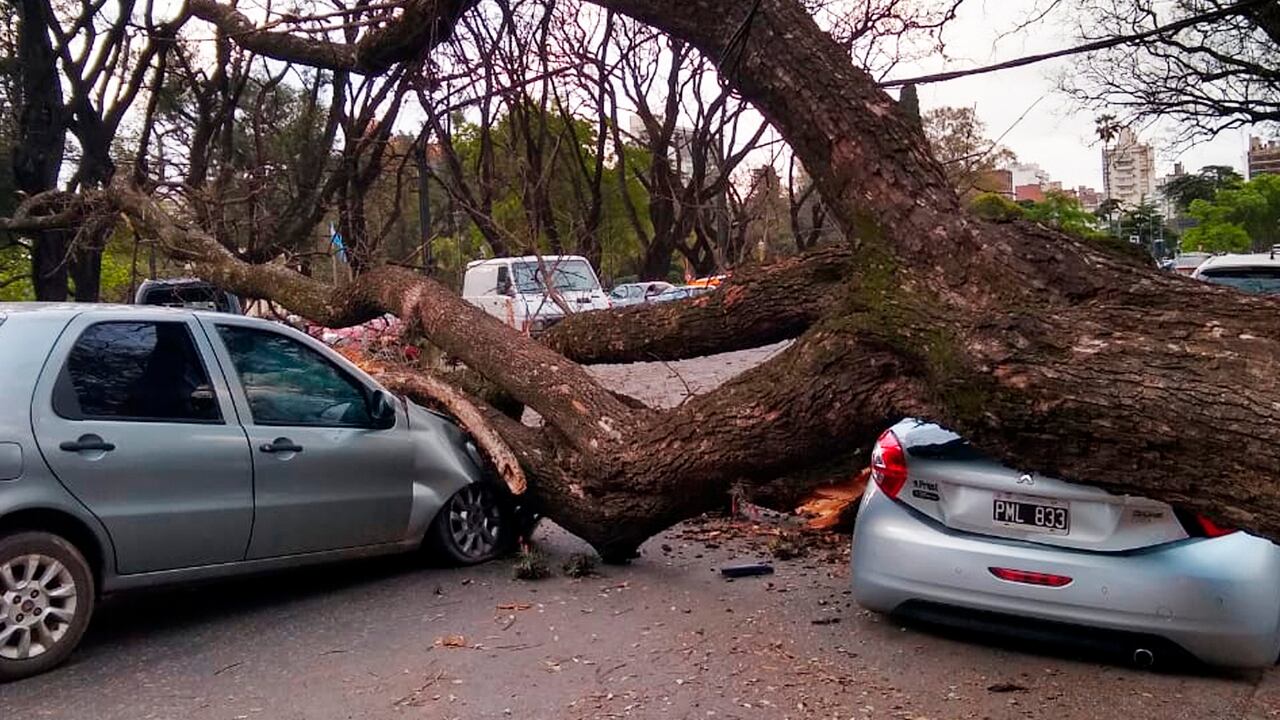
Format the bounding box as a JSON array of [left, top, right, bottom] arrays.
[[134, 278, 242, 314], [609, 281, 674, 307], [1191, 249, 1280, 295], [0, 303, 523, 681], [651, 285, 713, 303], [462, 255, 611, 334], [1163, 252, 1210, 275], [852, 419, 1280, 668]]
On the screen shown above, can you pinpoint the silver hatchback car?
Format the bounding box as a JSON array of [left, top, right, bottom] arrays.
[[0, 304, 521, 681], [852, 420, 1280, 668]]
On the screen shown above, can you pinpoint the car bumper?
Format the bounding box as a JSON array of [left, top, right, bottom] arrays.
[[851, 484, 1280, 667]]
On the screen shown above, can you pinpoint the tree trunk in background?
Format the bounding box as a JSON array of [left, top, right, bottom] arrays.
[[13, 0, 68, 301]]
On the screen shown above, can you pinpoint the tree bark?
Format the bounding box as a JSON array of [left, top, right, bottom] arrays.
[[543, 246, 852, 363], [13, 0, 69, 301]]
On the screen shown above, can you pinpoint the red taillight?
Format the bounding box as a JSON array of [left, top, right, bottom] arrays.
[[1194, 513, 1237, 538], [989, 567, 1073, 588], [870, 429, 908, 499]]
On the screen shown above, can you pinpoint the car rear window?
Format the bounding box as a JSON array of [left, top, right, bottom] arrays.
[[53, 321, 222, 423], [1200, 267, 1280, 295]]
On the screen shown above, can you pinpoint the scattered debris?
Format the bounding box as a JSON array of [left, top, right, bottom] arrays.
[[496, 602, 533, 611], [563, 553, 598, 578], [811, 617, 841, 625], [213, 661, 244, 676], [513, 547, 552, 580], [731, 498, 804, 527], [720, 562, 775, 578], [393, 670, 446, 707], [766, 530, 807, 560], [435, 635, 469, 649]]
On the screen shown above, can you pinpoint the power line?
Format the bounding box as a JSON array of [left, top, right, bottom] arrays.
[[878, 0, 1271, 87]]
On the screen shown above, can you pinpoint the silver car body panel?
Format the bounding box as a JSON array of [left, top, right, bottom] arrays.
[[853, 483, 1280, 666], [0, 443, 22, 480], [198, 314, 415, 558], [0, 303, 486, 595], [31, 309, 256, 573], [888, 420, 1189, 552], [0, 307, 119, 567]]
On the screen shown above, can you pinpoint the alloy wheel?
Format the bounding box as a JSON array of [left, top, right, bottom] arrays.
[[0, 554, 79, 661], [447, 485, 503, 560]]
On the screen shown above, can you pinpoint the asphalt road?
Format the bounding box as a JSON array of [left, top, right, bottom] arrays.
[[0, 520, 1275, 720]]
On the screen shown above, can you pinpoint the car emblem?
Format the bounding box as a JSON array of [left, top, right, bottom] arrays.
[[1017, 473, 1035, 485]]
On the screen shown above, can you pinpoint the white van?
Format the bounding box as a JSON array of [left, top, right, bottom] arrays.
[[461, 255, 611, 334]]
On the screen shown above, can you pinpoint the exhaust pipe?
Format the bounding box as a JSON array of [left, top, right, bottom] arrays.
[[1131, 648, 1155, 668]]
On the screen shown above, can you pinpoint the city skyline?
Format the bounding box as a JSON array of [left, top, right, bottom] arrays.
[[906, 1, 1255, 191]]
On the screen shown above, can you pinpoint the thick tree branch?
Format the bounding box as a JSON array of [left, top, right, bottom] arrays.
[[109, 180, 640, 454], [544, 247, 855, 363], [187, 0, 478, 74]]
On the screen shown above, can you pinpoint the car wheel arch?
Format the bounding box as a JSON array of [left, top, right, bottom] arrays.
[[0, 508, 107, 593]]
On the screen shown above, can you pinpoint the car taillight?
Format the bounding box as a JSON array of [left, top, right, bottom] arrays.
[[870, 429, 908, 499], [1193, 513, 1237, 538], [989, 567, 1073, 588]]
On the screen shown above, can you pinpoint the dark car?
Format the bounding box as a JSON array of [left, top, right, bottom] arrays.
[[135, 278, 242, 314]]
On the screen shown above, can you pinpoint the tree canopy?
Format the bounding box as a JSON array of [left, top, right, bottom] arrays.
[[1183, 173, 1280, 253]]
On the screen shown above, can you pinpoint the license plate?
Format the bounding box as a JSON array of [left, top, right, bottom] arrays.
[[993, 493, 1070, 535]]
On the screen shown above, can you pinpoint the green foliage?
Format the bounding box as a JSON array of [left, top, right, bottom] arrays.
[[445, 103, 650, 277], [561, 553, 597, 578], [512, 546, 551, 581], [0, 243, 32, 301], [1161, 165, 1243, 213], [969, 192, 1025, 222], [1116, 200, 1169, 253], [1182, 174, 1280, 253], [1022, 191, 1104, 238]]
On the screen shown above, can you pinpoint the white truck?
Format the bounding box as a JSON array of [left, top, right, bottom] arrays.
[[461, 255, 611, 334]]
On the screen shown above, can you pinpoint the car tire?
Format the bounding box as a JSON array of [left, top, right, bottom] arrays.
[[0, 532, 95, 682], [429, 484, 515, 565]]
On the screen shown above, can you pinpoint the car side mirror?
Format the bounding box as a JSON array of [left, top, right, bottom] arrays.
[[368, 389, 397, 429]]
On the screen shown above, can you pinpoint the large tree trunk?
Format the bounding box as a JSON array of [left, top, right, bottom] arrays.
[[31, 0, 1280, 557], [13, 0, 69, 301]]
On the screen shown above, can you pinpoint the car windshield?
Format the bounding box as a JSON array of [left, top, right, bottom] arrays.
[[512, 259, 598, 293], [1200, 267, 1280, 295]]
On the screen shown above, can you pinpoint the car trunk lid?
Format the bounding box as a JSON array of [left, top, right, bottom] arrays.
[[890, 421, 1189, 552]]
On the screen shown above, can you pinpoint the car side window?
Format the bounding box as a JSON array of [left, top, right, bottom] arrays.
[[53, 321, 222, 423], [216, 325, 373, 427]]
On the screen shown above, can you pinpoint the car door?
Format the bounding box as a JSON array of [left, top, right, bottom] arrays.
[[203, 319, 413, 558], [30, 312, 253, 574]]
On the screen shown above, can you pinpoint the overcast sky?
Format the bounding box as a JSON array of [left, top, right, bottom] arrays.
[[896, 0, 1252, 189]]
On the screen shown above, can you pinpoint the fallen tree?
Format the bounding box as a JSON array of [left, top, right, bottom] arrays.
[[15, 0, 1280, 557]]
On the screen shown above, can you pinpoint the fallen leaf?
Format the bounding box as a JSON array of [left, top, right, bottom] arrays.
[[436, 635, 468, 648]]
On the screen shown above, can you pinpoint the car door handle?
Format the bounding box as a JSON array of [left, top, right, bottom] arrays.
[[59, 438, 116, 452], [259, 438, 303, 454]]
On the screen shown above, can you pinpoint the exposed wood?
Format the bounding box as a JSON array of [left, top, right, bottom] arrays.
[[338, 348, 528, 496]]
